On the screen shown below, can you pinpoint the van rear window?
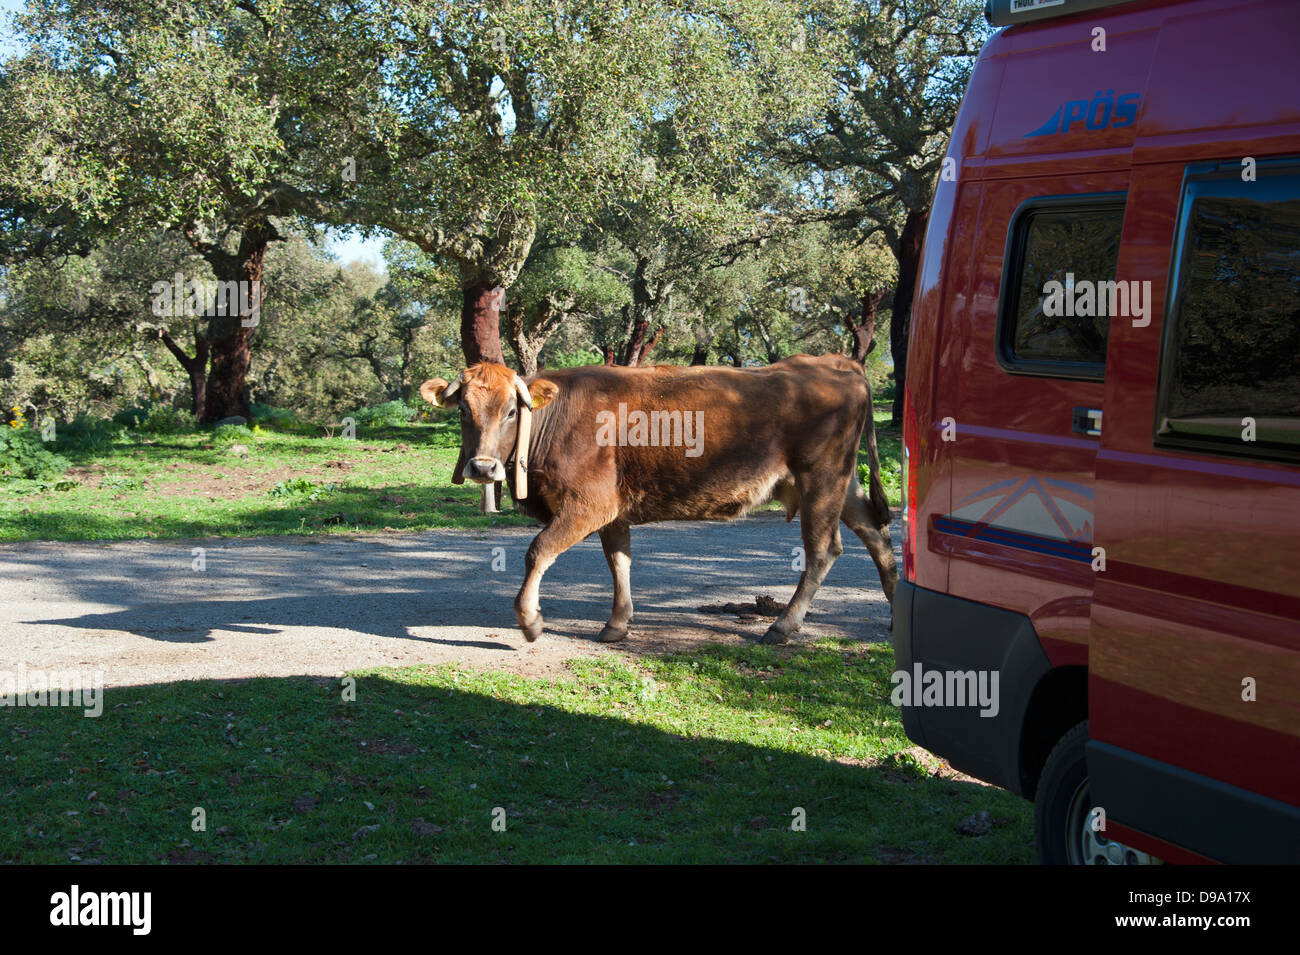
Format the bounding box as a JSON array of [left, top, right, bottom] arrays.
[[998, 196, 1126, 378], [1156, 162, 1300, 462]]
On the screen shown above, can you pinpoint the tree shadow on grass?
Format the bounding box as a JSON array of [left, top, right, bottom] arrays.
[[0, 659, 1033, 864]]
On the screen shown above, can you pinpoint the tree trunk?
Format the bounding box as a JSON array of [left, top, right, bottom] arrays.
[[159, 324, 210, 420], [606, 255, 668, 367], [514, 341, 541, 378], [461, 281, 506, 366], [399, 336, 415, 398], [620, 310, 661, 367], [638, 327, 662, 365], [690, 342, 710, 365], [186, 360, 209, 420], [202, 222, 271, 422], [363, 348, 395, 399], [206, 327, 253, 421], [890, 207, 929, 425], [506, 296, 570, 377], [131, 351, 163, 400], [848, 288, 887, 363]]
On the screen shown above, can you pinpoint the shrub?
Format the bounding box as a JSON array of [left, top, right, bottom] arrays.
[[6, 478, 77, 495], [111, 405, 150, 429], [249, 402, 303, 429], [56, 416, 122, 453], [0, 427, 70, 481], [350, 400, 415, 428], [139, 404, 196, 435], [212, 423, 255, 445], [109, 402, 195, 435], [99, 474, 141, 491], [268, 478, 331, 502], [547, 350, 604, 368]]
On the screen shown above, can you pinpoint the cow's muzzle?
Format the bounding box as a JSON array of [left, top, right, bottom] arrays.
[[463, 456, 507, 484]]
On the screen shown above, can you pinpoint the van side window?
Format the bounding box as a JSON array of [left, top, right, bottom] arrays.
[[1155, 162, 1300, 462], [997, 196, 1126, 379]]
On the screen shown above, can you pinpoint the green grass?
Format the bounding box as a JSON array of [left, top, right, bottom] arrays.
[[2, 404, 904, 542], [0, 419, 533, 542], [0, 640, 1032, 863]]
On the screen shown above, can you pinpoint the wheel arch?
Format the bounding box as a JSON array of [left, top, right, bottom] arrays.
[[1019, 664, 1089, 800]]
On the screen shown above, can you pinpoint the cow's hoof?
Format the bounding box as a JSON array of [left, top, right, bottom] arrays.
[[596, 624, 629, 644], [760, 623, 792, 645], [520, 615, 544, 643]]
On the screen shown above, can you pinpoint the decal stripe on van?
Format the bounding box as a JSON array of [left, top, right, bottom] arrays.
[[934, 517, 1094, 563]]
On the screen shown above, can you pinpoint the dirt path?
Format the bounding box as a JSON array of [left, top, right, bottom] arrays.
[[0, 512, 899, 687]]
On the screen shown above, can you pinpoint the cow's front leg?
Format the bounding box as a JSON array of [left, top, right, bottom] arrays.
[[515, 514, 601, 642], [597, 521, 633, 643]]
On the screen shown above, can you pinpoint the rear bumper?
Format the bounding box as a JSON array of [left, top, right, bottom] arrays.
[[892, 580, 1052, 795]]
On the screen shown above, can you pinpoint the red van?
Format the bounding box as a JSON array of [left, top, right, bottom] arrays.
[[894, 0, 1300, 864]]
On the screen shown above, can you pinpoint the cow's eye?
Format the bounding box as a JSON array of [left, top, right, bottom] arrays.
[[506, 407, 517, 420]]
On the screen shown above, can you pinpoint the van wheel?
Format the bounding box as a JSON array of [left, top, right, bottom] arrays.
[[1034, 721, 1159, 865]]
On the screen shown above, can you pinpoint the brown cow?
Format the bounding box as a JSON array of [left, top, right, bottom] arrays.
[[420, 355, 897, 644]]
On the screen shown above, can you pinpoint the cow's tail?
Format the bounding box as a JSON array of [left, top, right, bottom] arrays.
[[862, 414, 892, 528], [855, 375, 892, 528]]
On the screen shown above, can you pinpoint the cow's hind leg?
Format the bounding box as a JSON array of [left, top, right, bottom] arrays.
[[841, 478, 898, 603], [762, 478, 847, 644], [597, 521, 633, 643], [515, 512, 604, 642]]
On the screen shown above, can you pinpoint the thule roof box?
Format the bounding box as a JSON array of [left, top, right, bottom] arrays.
[[985, 0, 1147, 27]]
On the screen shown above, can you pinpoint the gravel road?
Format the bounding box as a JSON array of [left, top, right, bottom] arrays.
[[0, 511, 898, 687]]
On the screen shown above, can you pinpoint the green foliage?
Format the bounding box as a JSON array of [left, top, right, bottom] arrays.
[[0, 231, 207, 421], [99, 475, 142, 491], [249, 403, 304, 430], [212, 423, 254, 445], [55, 416, 122, 453], [0, 427, 69, 481], [791, 0, 988, 238], [109, 402, 195, 434], [252, 238, 452, 421], [0, 0, 985, 432], [545, 350, 604, 369], [4, 478, 77, 495], [138, 404, 196, 435], [349, 400, 416, 428], [267, 478, 329, 502], [111, 406, 150, 429]]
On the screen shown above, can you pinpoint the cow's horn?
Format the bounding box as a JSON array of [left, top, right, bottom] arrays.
[[513, 375, 533, 500], [512, 376, 533, 409], [432, 372, 464, 407]]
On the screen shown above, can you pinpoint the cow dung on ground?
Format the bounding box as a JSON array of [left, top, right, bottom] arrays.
[[696, 595, 784, 618]]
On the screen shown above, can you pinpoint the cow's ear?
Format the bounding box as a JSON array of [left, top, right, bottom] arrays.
[[529, 379, 559, 410], [420, 378, 459, 408]]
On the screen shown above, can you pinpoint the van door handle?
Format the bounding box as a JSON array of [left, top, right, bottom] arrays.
[[1072, 407, 1102, 437]]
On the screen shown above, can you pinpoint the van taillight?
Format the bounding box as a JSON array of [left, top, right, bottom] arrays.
[[901, 387, 919, 582]]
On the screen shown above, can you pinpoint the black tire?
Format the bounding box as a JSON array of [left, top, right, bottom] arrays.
[[1034, 720, 1090, 865]]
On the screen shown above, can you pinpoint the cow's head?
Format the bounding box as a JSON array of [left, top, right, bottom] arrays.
[[420, 363, 558, 497]]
